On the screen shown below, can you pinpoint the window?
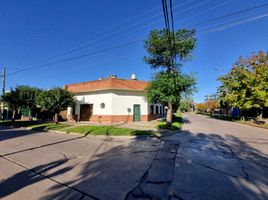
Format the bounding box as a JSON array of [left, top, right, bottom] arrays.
[[155, 106, 159, 114], [150, 105, 154, 114]]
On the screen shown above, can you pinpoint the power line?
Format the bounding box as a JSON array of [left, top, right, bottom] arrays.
[[9, 3, 164, 70], [164, 0, 171, 32], [52, 51, 141, 75], [52, 0, 191, 58], [5, 1, 268, 78], [6, 39, 143, 77], [193, 2, 268, 27], [162, 0, 170, 32], [127, 0, 212, 34], [10, 0, 193, 71], [169, 0, 176, 64], [0, 3, 242, 77], [161, 0, 176, 67], [3, 0, 197, 77], [169, 0, 176, 37], [175, 0, 233, 25], [199, 12, 268, 35], [9, 0, 200, 73]]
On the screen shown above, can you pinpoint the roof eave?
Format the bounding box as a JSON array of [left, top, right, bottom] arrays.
[[71, 88, 146, 94]]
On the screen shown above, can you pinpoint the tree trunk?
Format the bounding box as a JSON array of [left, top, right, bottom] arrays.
[[240, 110, 245, 121], [259, 107, 263, 120], [29, 109, 33, 121], [12, 110, 16, 122], [54, 113, 59, 124], [166, 102, 173, 127]]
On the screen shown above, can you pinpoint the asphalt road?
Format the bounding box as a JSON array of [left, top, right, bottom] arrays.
[[175, 113, 268, 200], [0, 113, 267, 200]]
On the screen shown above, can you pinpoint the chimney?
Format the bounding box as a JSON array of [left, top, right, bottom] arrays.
[[108, 75, 117, 79], [131, 73, 137, 80]]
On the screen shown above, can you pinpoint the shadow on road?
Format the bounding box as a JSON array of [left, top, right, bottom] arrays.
[[0, 127, 267, 200], [0, 126, 41, 142], [182, 118, 191, 124], [0, 159, 75, 199]]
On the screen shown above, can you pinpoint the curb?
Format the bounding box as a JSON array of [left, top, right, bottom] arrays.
[[235, 121, 268, 130], [2, 125, 162, 140]]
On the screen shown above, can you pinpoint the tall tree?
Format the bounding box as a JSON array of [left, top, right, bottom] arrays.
[[144, 29, 196, 126], [1, 90, 21, 122], [37, 88, 75, 123], [218, 51, 268, 119], [16, 86, 42, 120]]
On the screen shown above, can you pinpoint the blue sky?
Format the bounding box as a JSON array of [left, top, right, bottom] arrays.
[[1, 0, 268, 102]]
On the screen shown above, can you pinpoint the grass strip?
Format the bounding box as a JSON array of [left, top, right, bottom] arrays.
[[0, 121, 159, 136], [157, 113, 182, 130]]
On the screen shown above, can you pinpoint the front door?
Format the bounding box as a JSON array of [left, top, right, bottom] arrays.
[[133, 104, 141, 122], [80, 104, 93, 121]]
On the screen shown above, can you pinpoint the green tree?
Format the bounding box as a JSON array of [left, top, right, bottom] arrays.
[[16, 86, 42, 120], [218, 51, 268, 119], [196, 102, 206, 112], [144, 29, 196, 125], [196, 100, 220, 113], [179, 96, 194, 112], [1, 90, 21, 122], [37, 88, 75, 123], [146, 71, 196, 124]]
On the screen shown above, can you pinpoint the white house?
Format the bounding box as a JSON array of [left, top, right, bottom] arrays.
[[64, 74, 165, 123]]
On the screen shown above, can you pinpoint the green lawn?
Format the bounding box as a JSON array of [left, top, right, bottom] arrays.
[[157, 113, 182, 130], [0, 121, 158, 137], [62, 125, 158, 136]]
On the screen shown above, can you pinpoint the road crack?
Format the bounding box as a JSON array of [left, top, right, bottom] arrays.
[[124, 138, 181, 200], [226, 144, 250, 180]]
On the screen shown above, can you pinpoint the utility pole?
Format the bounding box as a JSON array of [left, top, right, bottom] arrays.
[[2, 67, 5, 95], [1, 67, 5, 120]]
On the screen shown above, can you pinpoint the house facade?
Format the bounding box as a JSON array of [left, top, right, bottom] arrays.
[[65, 75, 165, 123]]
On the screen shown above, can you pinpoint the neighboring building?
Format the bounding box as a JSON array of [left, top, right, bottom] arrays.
[[64, 74, 165, 123]]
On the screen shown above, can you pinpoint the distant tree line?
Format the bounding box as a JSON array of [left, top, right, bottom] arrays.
[[179, 96, 195, 112], [196, 100, 220, 114], [217, 51, 268, 120], [196, 51, 268, 120], [1, 86, 74, 123]]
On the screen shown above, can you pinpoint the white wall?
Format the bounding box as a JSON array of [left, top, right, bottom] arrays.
[[111, 90, 149, 115], [74, 91, 113, 119], [74, 90, 167, 119]]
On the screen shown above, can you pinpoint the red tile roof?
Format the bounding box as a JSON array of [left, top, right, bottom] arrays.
[[65, 78, 148, 93]]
